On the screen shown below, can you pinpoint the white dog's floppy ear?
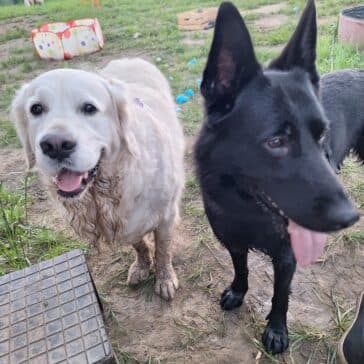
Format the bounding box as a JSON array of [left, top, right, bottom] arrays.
[[10, 84, 36, 169], [105, 78, 139, 157]]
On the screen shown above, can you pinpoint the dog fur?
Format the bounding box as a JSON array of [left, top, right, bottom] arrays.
[[11, 58, 184, 300], [195, 0, 361, 354]]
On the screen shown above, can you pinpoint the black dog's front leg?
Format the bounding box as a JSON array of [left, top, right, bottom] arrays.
[[220, 249, 248, 310], [262, 244, 296, 354]]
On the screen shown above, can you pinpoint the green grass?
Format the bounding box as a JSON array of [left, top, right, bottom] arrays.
[[174, 318, 206, 350], [0, 84, 19, 110], [0, 27, 28, 42], [115, 351, 165, 364], [0, 182, 87, 275], [0, 118, 19, 147]]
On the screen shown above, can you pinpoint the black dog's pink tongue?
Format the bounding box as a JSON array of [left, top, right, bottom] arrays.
[[56, 169, 87, 192], [287, 219, 328, 267]]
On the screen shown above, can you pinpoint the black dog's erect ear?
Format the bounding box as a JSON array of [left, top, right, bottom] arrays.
[[201, 2, 261, 118], [269, 0, 319, 87]]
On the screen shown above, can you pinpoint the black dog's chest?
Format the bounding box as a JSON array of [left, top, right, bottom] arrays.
[[202, 188, 289, 256]]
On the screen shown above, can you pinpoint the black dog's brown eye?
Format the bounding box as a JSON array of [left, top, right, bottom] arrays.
[[30, 103, 43, 116], [81, 103, 98, 115], [267, 136, 286, 149], [264, 135, 289, 157]]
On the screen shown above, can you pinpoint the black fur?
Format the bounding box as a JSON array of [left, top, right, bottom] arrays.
[[195, 0, 362, 354]]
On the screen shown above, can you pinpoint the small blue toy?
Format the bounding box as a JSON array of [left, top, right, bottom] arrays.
[[187, 57, 197, 66], [184, 89, 194, 98], [176, 94, 189, 104]]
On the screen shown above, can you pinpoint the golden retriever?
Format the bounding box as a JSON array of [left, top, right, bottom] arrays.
[[11, 58, 185, 300]]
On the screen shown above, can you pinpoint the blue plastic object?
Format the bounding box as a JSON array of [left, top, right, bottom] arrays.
[[187, 57, 197, 66], [184, 89, 194, 98], [176, 94, 189, 104]]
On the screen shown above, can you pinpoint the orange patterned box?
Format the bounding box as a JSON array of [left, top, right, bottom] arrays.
[[32, 18, 104, 61]]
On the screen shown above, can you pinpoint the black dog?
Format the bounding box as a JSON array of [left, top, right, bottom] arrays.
[[195, 0, 362, 354]]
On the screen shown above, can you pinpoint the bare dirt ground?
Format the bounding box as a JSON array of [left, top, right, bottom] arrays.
[[1, 2, 364, 363]]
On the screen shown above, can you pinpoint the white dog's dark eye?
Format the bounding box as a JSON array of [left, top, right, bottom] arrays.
[[82, 103, 98, 115], [30, 103, 44, 116]]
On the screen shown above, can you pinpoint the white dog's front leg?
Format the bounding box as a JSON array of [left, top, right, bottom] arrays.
[[127, 239, 153, 286], [154, 221, 179, 300]]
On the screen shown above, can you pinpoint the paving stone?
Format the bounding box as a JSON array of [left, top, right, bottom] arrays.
[[0, 250, 116, 364]]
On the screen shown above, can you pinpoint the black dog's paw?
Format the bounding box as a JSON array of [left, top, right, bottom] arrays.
[[262, 323, 289, 354], [220, 288, 244, 311]]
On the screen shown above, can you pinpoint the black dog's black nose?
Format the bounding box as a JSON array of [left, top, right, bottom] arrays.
[[40, 134, 76, 160], [327, 200, 359, 230]]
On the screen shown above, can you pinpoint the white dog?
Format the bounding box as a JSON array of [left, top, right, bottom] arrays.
[[11, 58, 185, 300], [24, 0, 44, 6]]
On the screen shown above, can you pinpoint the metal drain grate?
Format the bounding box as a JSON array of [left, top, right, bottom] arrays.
[[0, 250, 116, 364]]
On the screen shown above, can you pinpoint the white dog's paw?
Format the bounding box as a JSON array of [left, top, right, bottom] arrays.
[[154, 266, 179, 300], [127, 261, 151, 286]]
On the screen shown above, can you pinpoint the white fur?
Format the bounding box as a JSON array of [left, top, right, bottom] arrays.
[[11, 58, 185, 300]]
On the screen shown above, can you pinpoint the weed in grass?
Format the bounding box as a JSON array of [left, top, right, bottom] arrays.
[[183, 202, 205, 219], [115, 350, 140, 364], [341, 230, 364, 248], [18, 61, 34, 74], [0, 118, 20, 147], [114, 350, 164, 364], [102, 297, 128, 339], [174, 318, 205, 350], [136, 271, 155, 302], [288, 324, 328, 363], [103, 264, 130, 291], [186, 264, 204, 287], [0, 182, 87, 274], [0, 73, 7, 84], [0, 54, 32, 69], [330, 291, 355, 338], [184, 174, 200, 200], [0, 27, 27, 42], [0, 84, 19, 110]]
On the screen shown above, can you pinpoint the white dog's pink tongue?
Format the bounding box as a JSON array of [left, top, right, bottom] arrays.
[[287, 219, 328, 267], [56, 169, 87, 192]]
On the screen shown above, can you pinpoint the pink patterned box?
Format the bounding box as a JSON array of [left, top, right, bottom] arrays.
[[32, 18, 104, 61]]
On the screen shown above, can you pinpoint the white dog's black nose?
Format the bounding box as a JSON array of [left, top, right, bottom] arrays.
[[40, 134, 76, 160]]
